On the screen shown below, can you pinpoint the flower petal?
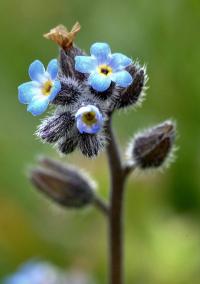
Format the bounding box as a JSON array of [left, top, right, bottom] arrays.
[[111, 71, 133, 87], [49, 80, 61, 101], [75, 56, 97, 73], [18, 81, 40, 104], [29, 60, 45, 82], [76, 119, 86, 134], [27, 96, 49, 116], [90, 123, 102, 133], [5, 274, 28, 284], [109, 53, 132, 71], [76, 120, 101, 134], [75, 105, 98, 118], [88, 73, 111, 92], [47, 59, 58, 80], [90, 43, 111, 64]]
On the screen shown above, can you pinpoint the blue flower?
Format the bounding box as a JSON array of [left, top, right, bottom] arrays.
[[4, 261, 64, 284], [75, 105, 104, 134], [18, 59, 61, 116], [75, 42, 133, 92]]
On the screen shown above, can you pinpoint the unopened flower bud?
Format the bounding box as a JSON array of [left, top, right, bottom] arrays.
[[111, 63, 147, 110], [30, 157, 96, 208], [127, 120, 176, 169]]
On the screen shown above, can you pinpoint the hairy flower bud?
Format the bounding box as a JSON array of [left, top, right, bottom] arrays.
[[36, 111, 75, 143], [127, 120, 176, 169], [78, 133, 106, 158], [57, 134, 79, 155], [30, 157, 96, 208], [59, 48, 87, 82], [111, 63, 147, 110], [53, 76, 84, 106]]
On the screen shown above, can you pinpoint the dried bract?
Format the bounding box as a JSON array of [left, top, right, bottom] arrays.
[[44, 22, 81, 49]]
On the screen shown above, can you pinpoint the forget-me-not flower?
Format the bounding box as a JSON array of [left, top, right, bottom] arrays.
[[18, 59, 61, 116], [4, 261, 66, 284], [75, 105, 104, 134], [75, 42, 133, 92]]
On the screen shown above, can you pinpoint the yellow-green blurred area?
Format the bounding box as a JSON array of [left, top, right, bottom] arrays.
[[0, 0, 200, 283]]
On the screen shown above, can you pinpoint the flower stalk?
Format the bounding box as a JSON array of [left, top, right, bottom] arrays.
[[106, 118, 128, 284]]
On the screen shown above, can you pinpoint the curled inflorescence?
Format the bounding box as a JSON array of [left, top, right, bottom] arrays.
[[18, 23, 147, 158]]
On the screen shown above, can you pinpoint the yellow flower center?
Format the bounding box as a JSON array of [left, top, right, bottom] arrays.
[[82, 111, 97, 125], [42, 80, 53, 96], [98, 64, 112, 76]]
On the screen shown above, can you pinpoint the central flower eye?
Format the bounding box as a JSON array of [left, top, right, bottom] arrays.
[[42, 80, 53, 96], [98, 65, 112, 76], [82, 111, 97, 125]]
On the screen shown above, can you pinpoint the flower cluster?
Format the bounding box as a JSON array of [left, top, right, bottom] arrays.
[[18, 24, 147, 157]]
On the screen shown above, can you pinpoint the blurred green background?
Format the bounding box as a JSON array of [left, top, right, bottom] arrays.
[[0, 0, 200, 283]]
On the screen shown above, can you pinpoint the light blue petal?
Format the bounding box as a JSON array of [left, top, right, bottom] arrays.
[[27, 96, 49, 116], [75, 56, 97, 73], [49, 80, 61, 101], [90, 43, 111, 64], [75, 105, 100, 118], [76, 119, 85, 134], [94, 108, 104, 125], [29, 60, 45, 81], [90, 123, 101, 133], [76, 120, 100, 134], [111, 71, 133, 87], [4, 274, 29, 284], [47, 59, 58, 80], [88, 73, 111, 92], [18, 81, 40, 104], [109, 53, 132, 71]]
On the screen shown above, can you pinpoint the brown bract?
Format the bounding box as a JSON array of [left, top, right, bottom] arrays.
[[43, 22, 81, 50]]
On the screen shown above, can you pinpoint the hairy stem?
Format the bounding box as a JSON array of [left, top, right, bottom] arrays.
[[106, 118, 126, 284]]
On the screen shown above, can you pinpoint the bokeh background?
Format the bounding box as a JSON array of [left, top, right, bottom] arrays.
[[0, 0, 200, 283]]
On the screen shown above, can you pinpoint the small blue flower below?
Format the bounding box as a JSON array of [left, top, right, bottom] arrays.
[[75, 105, 104, 134], [4, 261, 63, 284], [18, 59, 61, 116], [75, 42, 133, 92]]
